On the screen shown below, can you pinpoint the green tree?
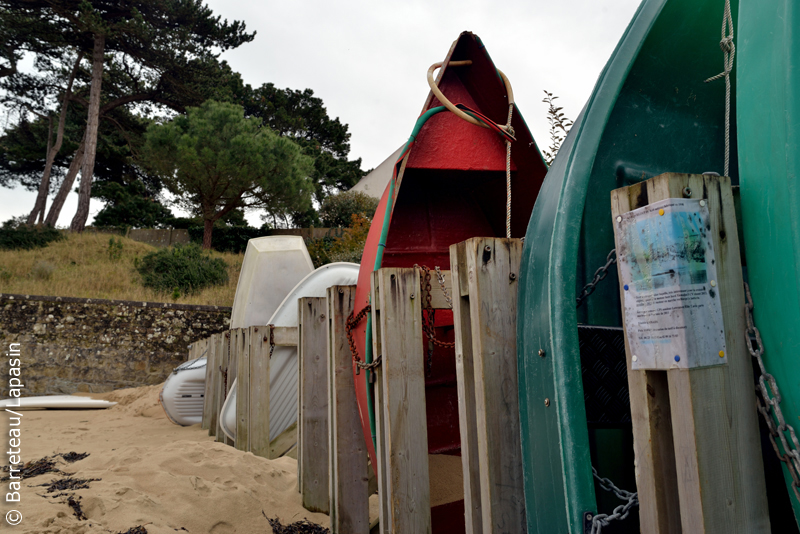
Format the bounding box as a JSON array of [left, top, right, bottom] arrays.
[[92, 180, 174, 228], [1, 0, 254, 231], [143, 100, 313, 249], [237, 83, 365, 223]]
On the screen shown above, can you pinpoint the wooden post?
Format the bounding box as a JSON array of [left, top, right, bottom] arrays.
[[215, 331, 230, 443], [224, 329, 239, 447], [371, 268, 431, 534], [611, 173, 770, 533], [327, 285, 370, 533], [298, 297, 330, 514], [203, 334, 219, 432], [236, 327, 251, 451], [450, 237, 526, 533], [248, 325, 271, 458]]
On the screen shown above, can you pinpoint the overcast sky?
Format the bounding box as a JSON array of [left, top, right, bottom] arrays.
[[0, 0, 642, 227]]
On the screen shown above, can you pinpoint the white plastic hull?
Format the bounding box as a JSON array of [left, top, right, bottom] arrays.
[[220, 262, 360, 442]]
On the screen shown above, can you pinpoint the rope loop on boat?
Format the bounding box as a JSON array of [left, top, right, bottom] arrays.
[[505, 104, 514, 238], [704, 0, 735, 177]]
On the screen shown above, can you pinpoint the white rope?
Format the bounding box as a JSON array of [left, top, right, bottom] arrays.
[[505, 104, 514, 238], [704, 0, 735, 177]]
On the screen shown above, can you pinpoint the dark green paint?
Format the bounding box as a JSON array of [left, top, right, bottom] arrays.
[[517, 0, 735, 531], [737, 0, 800, 524]]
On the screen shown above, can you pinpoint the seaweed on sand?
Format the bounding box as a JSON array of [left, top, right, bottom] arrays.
[[60, 451, 90, 463], [117, 527, 148, 534], [263, 511, 329, 534], [1, 456, 62, 481], [37, 476, 101, 493], [67, 495, 86, 520]]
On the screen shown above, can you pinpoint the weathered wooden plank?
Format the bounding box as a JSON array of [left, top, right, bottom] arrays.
[[372, 270, 451, 311], [249, 326, 271, 458], [272, 325, 298, 346], [224, 329, 238, 447], [236, 327, 251, 451], [371, 281, 392, 534], [298, 297, 330, 514], [327, 285, 370, 534], [449, 241, 483, 533], [463, 237, 526, 533], [612, 173, 770, 533], [611, 182, 681, 534], [202, 337, 213, 431], [270, 422, 297, 459], [216, 332, 230, 443], [371, 268, 431, 534]]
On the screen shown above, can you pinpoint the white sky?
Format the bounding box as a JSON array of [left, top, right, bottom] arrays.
[[0, 0, 642, 227]]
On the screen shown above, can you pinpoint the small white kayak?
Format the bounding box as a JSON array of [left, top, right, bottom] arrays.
[[0, 396, 116, 410], [159, 356, 207, 425], [219, 262, 360, 442]]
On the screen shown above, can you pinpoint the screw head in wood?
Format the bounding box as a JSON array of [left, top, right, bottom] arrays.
[[544, 398, 550, 407], [538, 349, 546, 358], [484, 245, 492, 252], [509, 273, 517, 281], [410, 294, 415, 299], [683, 187, 692, 198]]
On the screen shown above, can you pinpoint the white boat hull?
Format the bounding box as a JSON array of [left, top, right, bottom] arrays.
[[219, 262, 360, 442]]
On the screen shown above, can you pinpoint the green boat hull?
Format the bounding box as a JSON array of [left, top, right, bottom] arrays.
[[737, 0, 800, 523], [517, 0, 738, 532]]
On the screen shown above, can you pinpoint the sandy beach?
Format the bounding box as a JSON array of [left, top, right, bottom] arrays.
[[3, 385, 331, 534]]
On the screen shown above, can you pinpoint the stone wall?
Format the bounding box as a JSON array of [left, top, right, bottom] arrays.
[[0, 294, 230, 396]]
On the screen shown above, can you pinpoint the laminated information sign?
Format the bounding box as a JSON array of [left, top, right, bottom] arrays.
[[614, 198, 727, 370]]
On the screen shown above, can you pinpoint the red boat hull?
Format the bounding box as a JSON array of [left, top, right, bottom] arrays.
[[351, 32, 547, 530]]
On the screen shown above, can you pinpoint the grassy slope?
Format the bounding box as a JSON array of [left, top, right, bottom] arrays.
[[0, 232, 243, 307]]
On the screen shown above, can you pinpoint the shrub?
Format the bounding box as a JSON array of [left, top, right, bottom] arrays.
[[0, 220, 65, 250], [31, 260, 56, 280], [108, 237, 124, 262], [305, 214, 371, 267], [135, 243, 229, 294], [319, 191, 379, 228]]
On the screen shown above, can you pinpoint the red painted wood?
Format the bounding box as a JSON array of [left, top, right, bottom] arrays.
[[351, 31, 548, 533]]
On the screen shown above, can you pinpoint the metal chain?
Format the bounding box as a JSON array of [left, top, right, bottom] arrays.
[[415, 265, 455, 349], [745, 283, 800, 502], [434, 266, 453, 309], [268, 324, 275, 359], [591, 467, 639, 534], [576, 249, 617, 308], [346, 304, 373, 375]]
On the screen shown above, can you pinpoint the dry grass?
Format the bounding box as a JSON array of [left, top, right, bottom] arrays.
[[0, 232, 242, 307]]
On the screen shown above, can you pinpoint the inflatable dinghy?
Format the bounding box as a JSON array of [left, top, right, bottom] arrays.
[[219, 262, 360, 442], [160, 236, 314, 426], [159, 356, 208, 425]]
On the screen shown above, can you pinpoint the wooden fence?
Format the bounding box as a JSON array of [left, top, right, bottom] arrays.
[[193, 221, 768, 533]]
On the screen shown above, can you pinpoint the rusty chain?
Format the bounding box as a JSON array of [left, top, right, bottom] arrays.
[[576, 249, 617, 308], [346, 304, 375, 375], [268, 324, 275, 359], [745, 283, 800, 502], [435, 266, 453, 309], [415, 265, 455, 349]]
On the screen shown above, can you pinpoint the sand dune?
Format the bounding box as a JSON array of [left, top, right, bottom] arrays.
[[7, 385, 329, 534]]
